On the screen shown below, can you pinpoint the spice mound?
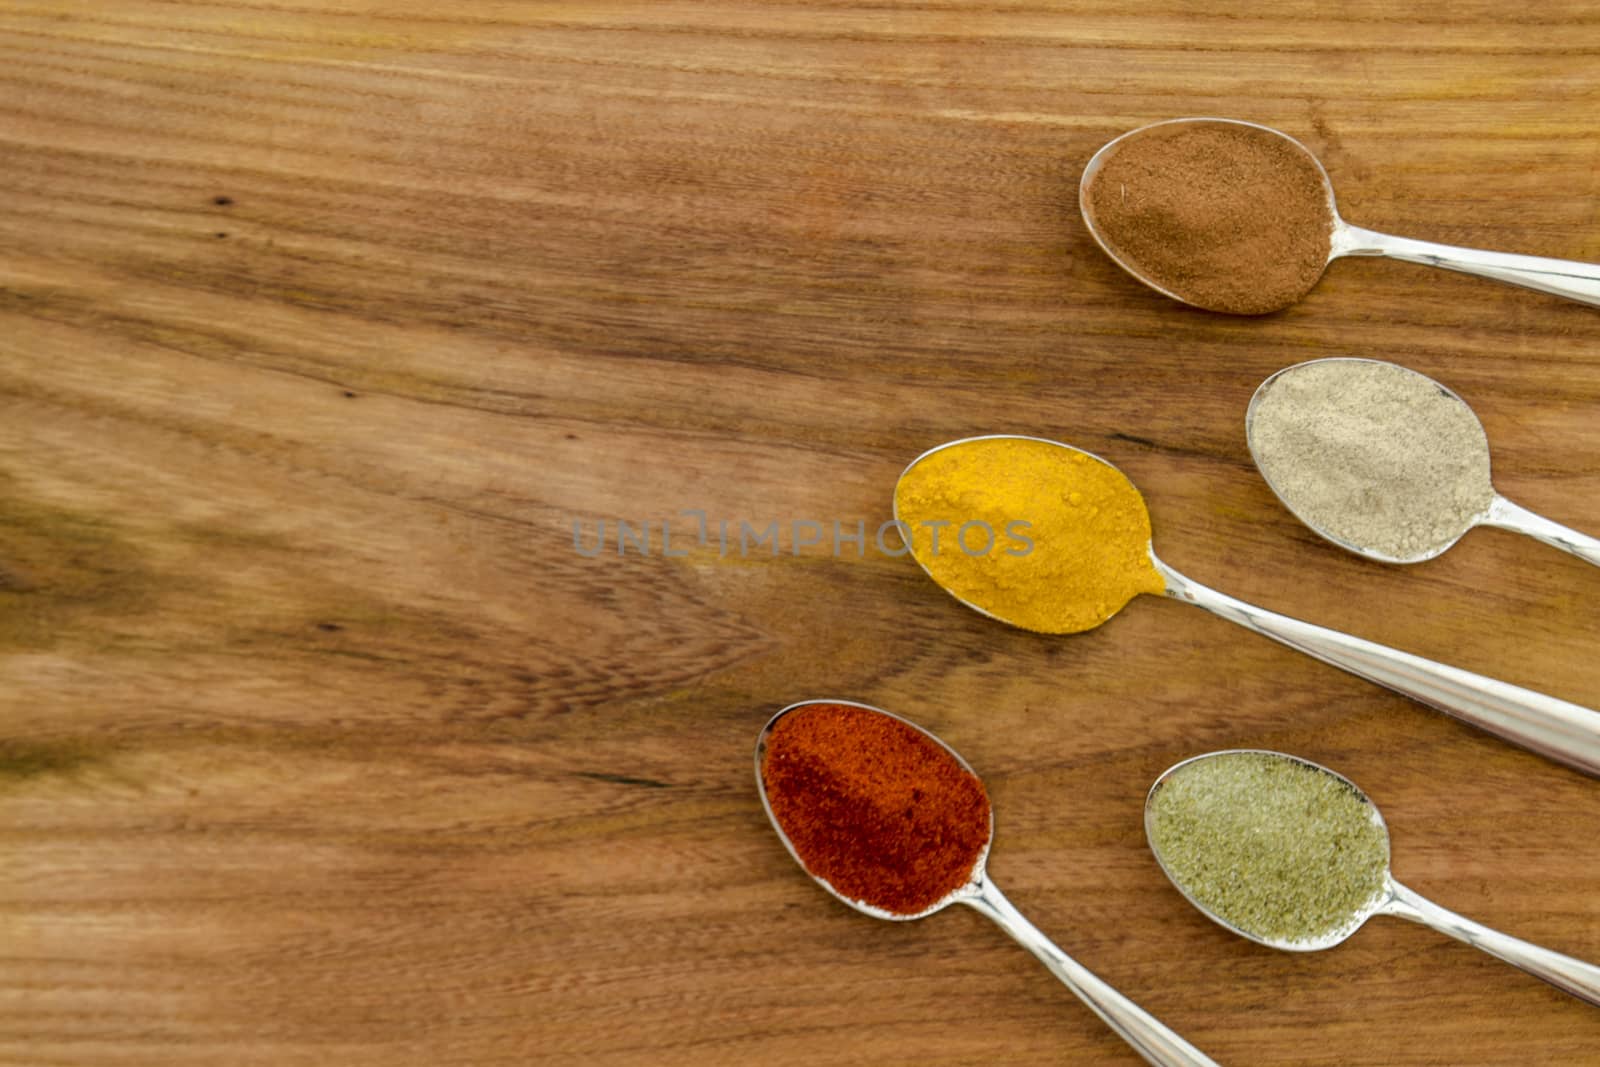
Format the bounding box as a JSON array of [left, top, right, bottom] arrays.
[[895, 437, 1166, 634], [1085, 120, 1334, 314], [1249, 359, 1494, 561], [1147, 751, 1389, 945], [760, 703, 990, 916]]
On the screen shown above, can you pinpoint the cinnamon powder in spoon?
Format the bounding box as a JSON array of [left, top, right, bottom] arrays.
[[1085, 121, 1335, 314]]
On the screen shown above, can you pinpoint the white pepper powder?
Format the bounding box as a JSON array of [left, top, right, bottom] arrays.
[[1248, 359, 1494, 560]]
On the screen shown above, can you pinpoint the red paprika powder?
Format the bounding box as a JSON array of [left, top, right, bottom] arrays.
[[759, 702, 991, 916]]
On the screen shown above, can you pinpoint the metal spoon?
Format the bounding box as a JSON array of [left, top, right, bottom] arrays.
[[1247, 357, 1600, 567], [1079, 117, 1600, 311], [756, 699, 1220, 1067], [894, 436, 1600, 776], [1146, 749, 1600, 1005]]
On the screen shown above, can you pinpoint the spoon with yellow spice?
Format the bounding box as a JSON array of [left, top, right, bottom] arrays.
[[893, 436, 1600, 777]]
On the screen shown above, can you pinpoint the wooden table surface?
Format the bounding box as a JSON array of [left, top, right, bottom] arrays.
[[3, 3, 1598, 1064]]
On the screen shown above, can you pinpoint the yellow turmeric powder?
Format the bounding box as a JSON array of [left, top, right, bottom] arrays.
[[894, 436, 1166, 634]]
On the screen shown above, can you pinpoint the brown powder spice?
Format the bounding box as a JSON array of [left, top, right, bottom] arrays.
[[1086, 120, 1335, 314], [760, 703, 990, 915]]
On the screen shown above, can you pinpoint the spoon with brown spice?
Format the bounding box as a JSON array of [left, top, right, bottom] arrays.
[[1146, 750, 1600, 1005], [757, 699, 1220, 1067], [1079, 117, 1600, 314]]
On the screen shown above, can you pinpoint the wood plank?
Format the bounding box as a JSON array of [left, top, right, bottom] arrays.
[[1, 2, 1597, 1063]]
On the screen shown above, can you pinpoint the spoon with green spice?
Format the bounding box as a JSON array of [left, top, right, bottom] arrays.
[[1146, 750, 1600, 1005], [1247, 357, 1600, 567], [756, 699, 1221, 1067], [894, 435, 1600, 777]]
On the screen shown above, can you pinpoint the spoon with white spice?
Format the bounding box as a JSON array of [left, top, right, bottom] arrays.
[[1247, 358, 1600, 567], [1079, 117, 1600, 312], [1146, 750, 1600, 1006]]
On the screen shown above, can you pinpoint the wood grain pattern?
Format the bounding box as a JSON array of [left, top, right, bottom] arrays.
[[2, 2, 1598, 1064]]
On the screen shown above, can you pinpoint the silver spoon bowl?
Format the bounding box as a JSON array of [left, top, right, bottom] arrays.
[[1146, 750, 1600, 1005], [1247, 357, 1600, 567], [1080, 117, 1600, 310], [756, 699, 1219, 1067]]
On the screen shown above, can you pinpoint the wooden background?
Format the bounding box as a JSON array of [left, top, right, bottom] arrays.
[[2, 2, 1597, 1064]]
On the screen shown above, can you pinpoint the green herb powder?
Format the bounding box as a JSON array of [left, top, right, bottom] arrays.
[[1147, 752, 1389, 944]]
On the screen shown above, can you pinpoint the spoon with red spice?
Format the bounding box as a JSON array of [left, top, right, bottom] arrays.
[[756, 699, 1220, 1067], [1079, 117, 1600, 313]]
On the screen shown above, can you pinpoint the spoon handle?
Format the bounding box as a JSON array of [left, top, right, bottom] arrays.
[[1479, 495, 1600, 568], [1382, 880, 1600, 1006], [1155, 562, 1600, 777], [964, 879, 1221, 1067], [1334, 224, 1600, 307]]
